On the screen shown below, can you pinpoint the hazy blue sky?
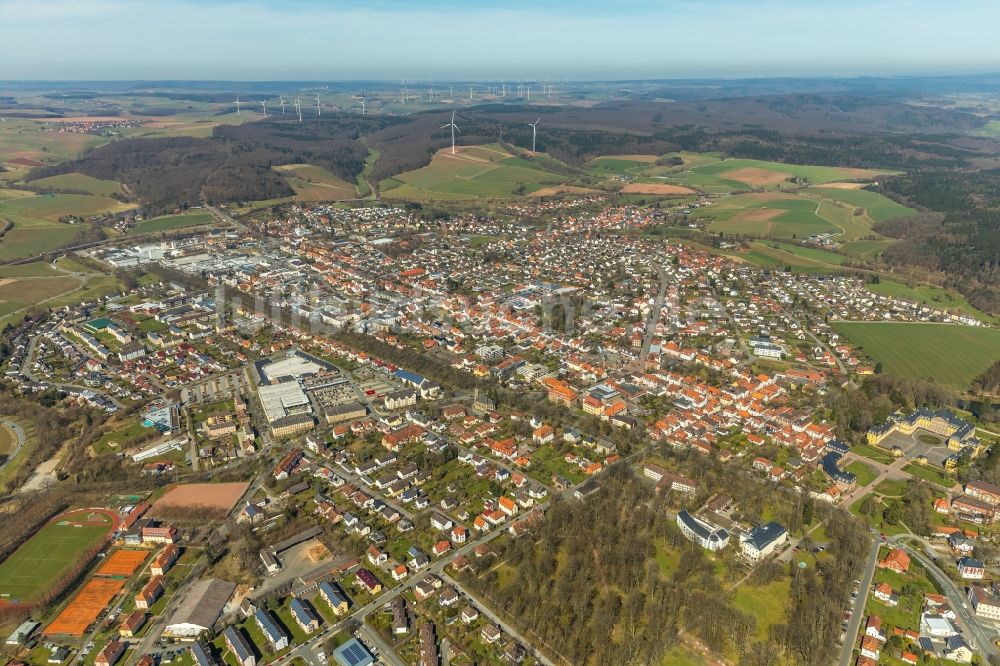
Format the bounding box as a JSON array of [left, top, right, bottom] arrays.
[[2, 0, 999, 80]]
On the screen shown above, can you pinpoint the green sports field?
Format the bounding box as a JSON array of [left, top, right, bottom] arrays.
[[833, 321, 1000, 388], [0, 514, 112, 601]]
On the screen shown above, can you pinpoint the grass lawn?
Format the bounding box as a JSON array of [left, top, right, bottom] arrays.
[[0, 515, 111, 601], [731, 577, 790, 641], [851, 444, 895, 465], [127, 211, 214, 235], [874, 478, 909, 497], [832, 322, 1000, 389], [846, 461, 878, 487], [903, 464, 955, 489]]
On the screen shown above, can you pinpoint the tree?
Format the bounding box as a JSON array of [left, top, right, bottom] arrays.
[[802, 498, 815, 526]]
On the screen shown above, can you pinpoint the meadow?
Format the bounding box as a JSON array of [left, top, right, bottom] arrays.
[[0, 190, 133, 261], [126, 211, 214, 235], [695, 193, 835, 238], [832, 321, 1000, 388], [802, 187, 914, 223], [381, 144, 567, 200], [0, 516, 111, 601], [29, 173, 123, 197], [273, 163, 358, 201]]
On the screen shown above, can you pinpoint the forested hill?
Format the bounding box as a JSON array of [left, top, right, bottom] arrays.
[[26, 115, 399, 209]]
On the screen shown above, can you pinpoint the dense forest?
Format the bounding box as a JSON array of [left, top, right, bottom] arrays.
[[26, 115, 399, 211], [880, 169, 1000, 313]]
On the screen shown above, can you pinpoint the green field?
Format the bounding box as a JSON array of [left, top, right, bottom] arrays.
[[903, 464, 956, 488], [0, 515, 112, 601], [833, 321, 1000, 388], [690, 158, 893, 186], [0, 261, 61, 278], [840, 239, 896, 258], [30, 173, 123, 197], [866, 281, 995, 324], [127, 211, 214, 235], [731, 578, 790, 641], [273, 164, 358, 201], [803, 187, 914, 223], [0, 190, 133, 261], [851, 444, 895, 465], [381, 144, 567, 200], [696, 194, 836, 238], [846, 461, 878, 487]]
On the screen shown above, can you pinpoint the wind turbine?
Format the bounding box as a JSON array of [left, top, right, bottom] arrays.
[[526, 85, 530, 101], [315, 95, 321, 115], [441, 110, 460, 155], [260, 100, 267, 118], [235, 97, 241, 115], [360, 97, 367, 115], [279, 97, 286, 114], [295, 97, 302, 123], [528, 117, 540, 152]]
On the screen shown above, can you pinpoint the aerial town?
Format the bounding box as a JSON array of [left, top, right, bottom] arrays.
[[5, 6, 1000, 663], [0, 193, 998, 666]]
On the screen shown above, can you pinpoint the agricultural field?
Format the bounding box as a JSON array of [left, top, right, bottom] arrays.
[[865, 280, 995, 324], [694, 193, 835, 238], [694, 185, 916, 242], [0, 189, 133, 261], [690, 158, 893, 187], [839, 239, 896, 259], [0, 275, 81, 323], [274, 164, 358, 201], [0, 511, 114, 601], [802, 186, 914, 223], [29, 173, 124, 197], [380, 144, 567, 200], [731, 241, 848, 273], [126, 211, 214, 235], [832, 321, 1000, 388]]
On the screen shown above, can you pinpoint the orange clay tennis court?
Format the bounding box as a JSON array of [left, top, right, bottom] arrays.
[[96, 550, 148, 577], [45, 578, 124, 636]]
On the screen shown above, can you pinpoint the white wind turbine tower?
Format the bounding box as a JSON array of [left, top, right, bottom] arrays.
[[260, 100, 267, 118], [279, 97, 286, 114], [360, 97, 366, 115], [295, 97, 302, 123], [315, 95, 321, 115], [528, 117, 540, 152], [235, 97, 241, 115], [526, 85, 530, 101], [441, 110, 460, 155]]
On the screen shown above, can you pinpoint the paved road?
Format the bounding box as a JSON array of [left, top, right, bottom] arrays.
[[358, 623, 405, 666], [0, 418, 26, 471], [441, 573, 557, 666], [893, 536, 1000, 662], [637, 266, 668, 368], [270, 510, 521, 666], [837, 535, 880, 666]]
